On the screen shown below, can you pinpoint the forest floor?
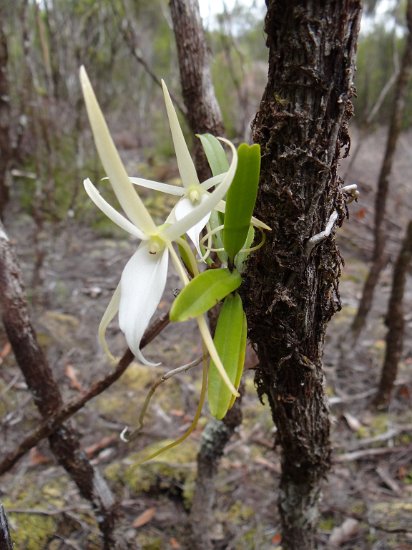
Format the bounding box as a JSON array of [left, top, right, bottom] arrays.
[[1, 127, 412, 549]]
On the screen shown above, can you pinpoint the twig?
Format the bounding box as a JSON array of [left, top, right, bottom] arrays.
[[120, 355, 203, 441], [334, 444, 412, 462]]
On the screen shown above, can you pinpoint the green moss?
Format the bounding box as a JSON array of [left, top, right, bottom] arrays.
[[224, 501, 255, 525], [319, 517, 335, 531], [136, 533, 164, 550], [8, 511, 56, 550], [105, 439, 197, 498], [357, 413, 389, 439]]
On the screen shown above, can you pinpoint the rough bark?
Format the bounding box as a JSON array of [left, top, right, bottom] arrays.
[[170, 0, 225, 180], [0, 14, 11, 217], [0, 222, 117, 548], [350, 0, 412, 340], [242, 2, 361, 548], [373, 220, 412, 408]]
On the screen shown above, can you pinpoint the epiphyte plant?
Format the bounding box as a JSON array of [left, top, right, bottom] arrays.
[[80, 65, 269, 459]]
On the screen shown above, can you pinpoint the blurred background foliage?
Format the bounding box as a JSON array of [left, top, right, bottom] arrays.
[[2, 0, 411, 223]]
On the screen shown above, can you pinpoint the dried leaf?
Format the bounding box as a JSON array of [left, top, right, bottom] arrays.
[[29, 447, 51, 466], [343, 412, 362, 432], [64, 364, 84, 392], [0, 342, 11, 364], [85, 435, 117, 458], [169, 538, 181, 549], [132, 507, 156, 528], [355, 207, 367, 219], [272, 533, 282, 544], [329, 518, 359, 546]]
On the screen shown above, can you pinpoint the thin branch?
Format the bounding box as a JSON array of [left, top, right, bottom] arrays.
[[0, 312, 169, 476], [334, 444, 412, 462]]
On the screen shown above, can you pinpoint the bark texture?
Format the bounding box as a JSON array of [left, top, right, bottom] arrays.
[[170, 0, 225, 180], [373, 220, 412, 408], [242, 2, 361, 547], [351, 0, 412, 340], [0, 222, 117, 548]]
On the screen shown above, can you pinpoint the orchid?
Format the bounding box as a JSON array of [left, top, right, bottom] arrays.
[[128, 81, 270, 257], [79, 66, 239, 397]]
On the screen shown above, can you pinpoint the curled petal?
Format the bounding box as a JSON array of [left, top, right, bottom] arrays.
[[80, 66, 156, 235], [161, 80, 199, 188], [129, 177, 185, 196], [163, 138, 238, 242], [200, 173, 226, 191], [118, 242, 168, 365], [174, 196, 210, 256], [84, 179, 146, 239]]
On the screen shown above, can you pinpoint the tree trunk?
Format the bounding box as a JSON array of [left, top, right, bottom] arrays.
[[0, 222, 117, 549], [373, 220, 412, 408], [0, 13, 11, 218], [242, 2, 361, 548], [170, 0, 225, 180], [350, 0, 412, 341]]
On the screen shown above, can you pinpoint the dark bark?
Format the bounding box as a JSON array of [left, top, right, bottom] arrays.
[[351, 0, 412, 340], [0, 504, 13, 550], [0, 14, 11, 217], [0, 222, 117, 548], [373, 220, 412, 408], [170, 0, 225, 181], [242, 1, 361, 548]]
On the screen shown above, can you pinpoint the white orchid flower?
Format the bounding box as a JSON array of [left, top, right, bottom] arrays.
[[80, 66, 239, 397], [128, 81, 270, 255]]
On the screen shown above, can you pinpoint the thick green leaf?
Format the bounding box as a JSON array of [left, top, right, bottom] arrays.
[[170, 268, 241, 322], [223, 143, 261, 261], [197, 133, 229, 176], [208, 293, 246, 420]]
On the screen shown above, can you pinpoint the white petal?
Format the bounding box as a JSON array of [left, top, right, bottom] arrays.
[[161, 80, 199, 188], [163, 138, 238, 242], [80, 67, 156, 235], [84, 179, 146, 239], [98, 283, 121, 363], [129, 177, 185, 196], [175, 196, 210, 255], [200, 173, 226, 191], [118, 242, 168, 365]]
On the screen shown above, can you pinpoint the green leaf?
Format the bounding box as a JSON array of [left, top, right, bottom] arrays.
[[170, 268, 241, 322], [208, 293, 247, 420], [197, 133, 229, 176], [223, 143, 261, 261]]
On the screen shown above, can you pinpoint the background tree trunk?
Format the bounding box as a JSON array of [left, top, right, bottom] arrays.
[[0, 12, 11, 218], [0, 222, 117, 549], [350, 0, 412, 341], [170, 0, 225, 180], [373, 219, 412, 408], [170, 2, 243, 548], [242, 1, 361, 547]]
